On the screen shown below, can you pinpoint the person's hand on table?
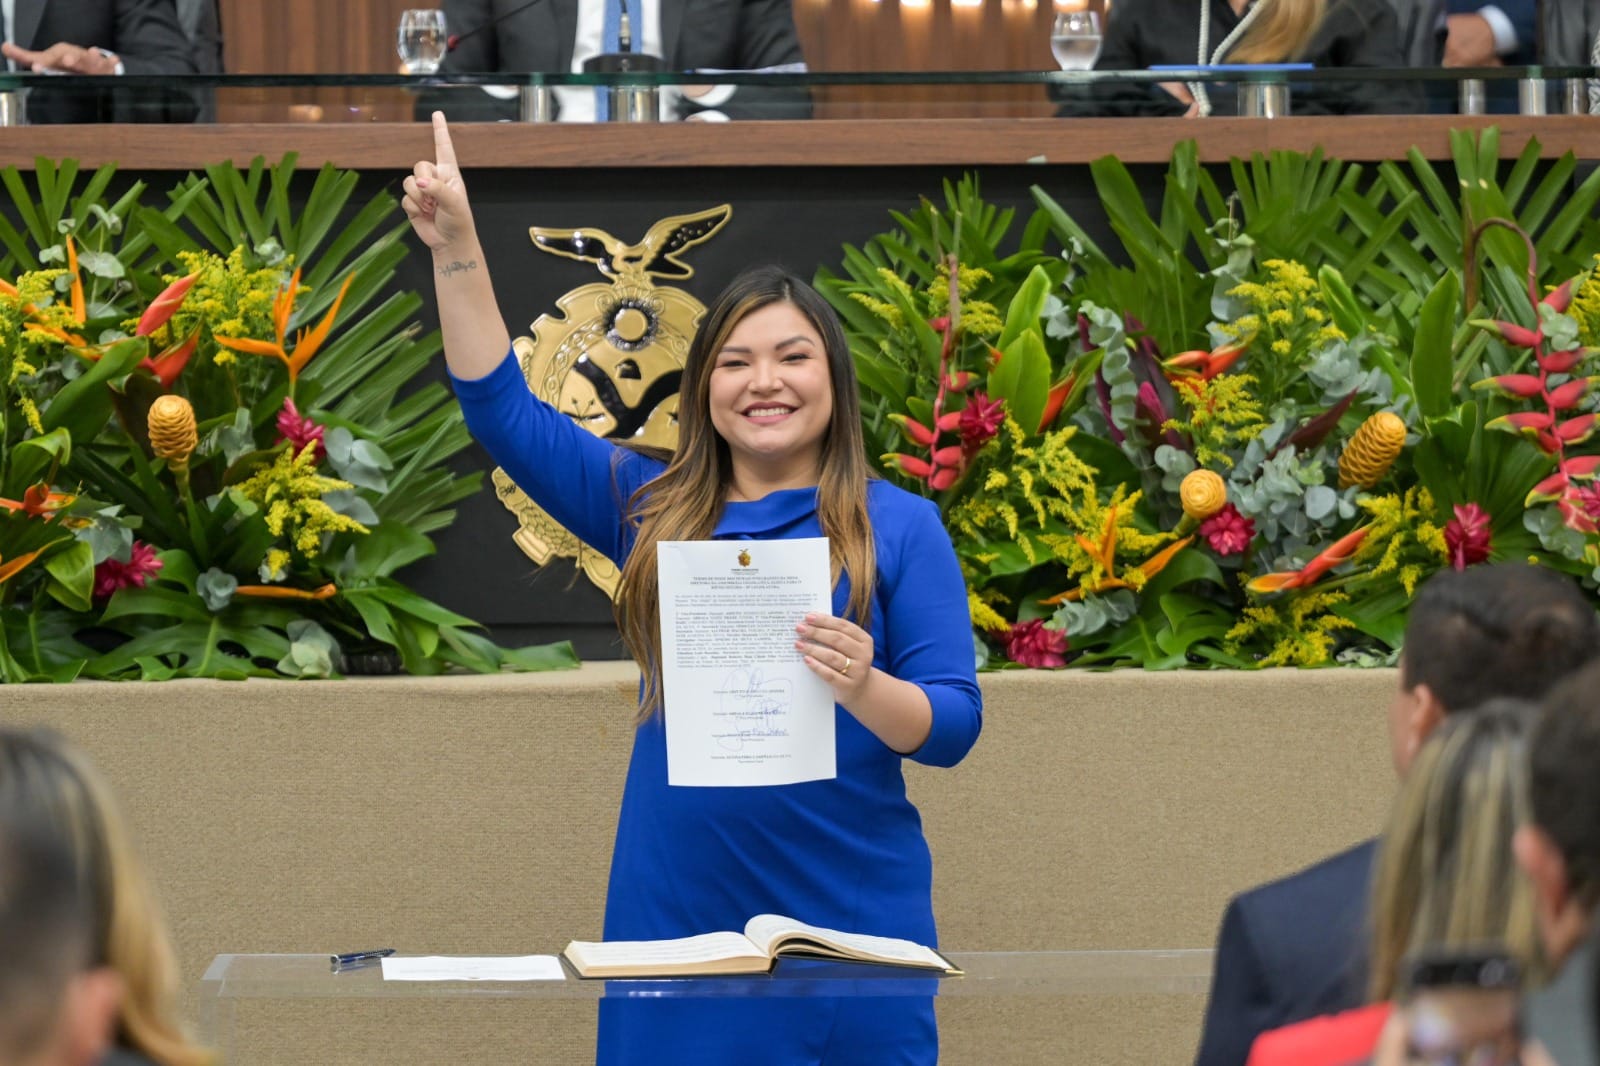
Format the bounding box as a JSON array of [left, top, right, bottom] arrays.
[[1, 41, 120, 75], [1443, 13, 1502, 66]]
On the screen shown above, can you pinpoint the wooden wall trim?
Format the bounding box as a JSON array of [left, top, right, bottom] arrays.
[[0, 116, 1583, 171]]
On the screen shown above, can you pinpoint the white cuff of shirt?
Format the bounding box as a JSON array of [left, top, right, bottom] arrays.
[[688, 82, 737, 109], [1475, 5, 1519, 56], [91, 47, 125, 75]]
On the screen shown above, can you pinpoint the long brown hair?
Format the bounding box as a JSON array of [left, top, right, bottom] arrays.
[[1226, 0, 1327, 62], [1366, 702, 1541, 1001], [0, 729, 212, 1066], [615, 266, 876, 718]]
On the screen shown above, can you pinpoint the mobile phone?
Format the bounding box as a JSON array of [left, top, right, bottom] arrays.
[[1400, 949, 1524, 1066]]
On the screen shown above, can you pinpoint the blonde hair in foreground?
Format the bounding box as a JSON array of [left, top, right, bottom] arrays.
[[1227, 0, 1327, 62], [614, 266, 876, 719], [1366, 702, 1541, 1001], [0, 729, 212, 1066]]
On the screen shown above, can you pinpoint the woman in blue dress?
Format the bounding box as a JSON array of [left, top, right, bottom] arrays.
[[403, 114, 983, 1065]]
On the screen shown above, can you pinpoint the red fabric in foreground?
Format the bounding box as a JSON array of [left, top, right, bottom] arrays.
[[1246, 1002, 1393, 1066]]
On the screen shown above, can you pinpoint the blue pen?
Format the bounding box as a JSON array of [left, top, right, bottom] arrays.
[[329, 948, 395, 971]]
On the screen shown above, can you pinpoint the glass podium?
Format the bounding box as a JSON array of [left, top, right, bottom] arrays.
[[199, 950, 1213, 1065]]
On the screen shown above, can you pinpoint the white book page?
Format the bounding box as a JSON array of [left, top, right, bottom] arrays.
[[743, 915, 949, 970], [565, 932, 764, 969], [380, 956, 565, 981], [657, 537, 836, 787]]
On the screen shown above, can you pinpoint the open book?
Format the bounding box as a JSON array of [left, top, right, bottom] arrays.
[[561, 914, 962, 979]]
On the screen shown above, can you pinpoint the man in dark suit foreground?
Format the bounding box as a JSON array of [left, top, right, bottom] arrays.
[[1194, 563, 1600, 1066], [1518, 662, 1600, 1066]]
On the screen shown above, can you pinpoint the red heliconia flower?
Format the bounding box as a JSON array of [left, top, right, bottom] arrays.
[[958, 390, 1005, 453], [1199, 504, 1256, 557], [93, 541, 163, 599], [1443, 503, 1493, 570], [1004, 619, 1069, 669], [276, 398, 325, 461]]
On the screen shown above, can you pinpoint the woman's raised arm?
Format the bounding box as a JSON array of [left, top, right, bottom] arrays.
[[402, 112, 511, 382]]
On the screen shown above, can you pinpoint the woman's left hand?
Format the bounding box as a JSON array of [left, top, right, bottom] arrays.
[[796, 613, 874, 701]]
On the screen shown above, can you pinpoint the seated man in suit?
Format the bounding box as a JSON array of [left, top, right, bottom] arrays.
[[1194, 563, 1600, 1066], [1517, 661, 1600, 1066], [423, 0, 811, 121], [0, 815, 122, 1066], [0, 0, 198, 123]]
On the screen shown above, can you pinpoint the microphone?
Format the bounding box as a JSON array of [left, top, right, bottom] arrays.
[[446, 0, 545, 52], [618, 0, 633, 53]]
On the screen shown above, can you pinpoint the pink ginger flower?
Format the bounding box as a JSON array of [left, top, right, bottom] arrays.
[[1004, 619, 1069, 669], [959, 391, 1006, 453], [93, 541, 163, 599], [1199, 504, 1256, 557], [1443, 503, 1492, 570], [276, 398, 325, 461]]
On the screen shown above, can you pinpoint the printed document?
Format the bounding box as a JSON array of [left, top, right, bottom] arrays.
[[657, 537, 836, 787]]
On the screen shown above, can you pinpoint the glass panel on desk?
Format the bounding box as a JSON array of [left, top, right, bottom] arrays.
[[0, 71, 1592, 124], [198, 952, 1213, 1066]]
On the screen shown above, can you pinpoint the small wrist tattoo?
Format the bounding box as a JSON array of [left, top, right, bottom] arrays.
[[437, 259, 479, 279]]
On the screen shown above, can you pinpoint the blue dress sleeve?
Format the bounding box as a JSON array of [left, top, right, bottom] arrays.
[[878, 492, 983, 767], [449, 348, 663, 565]]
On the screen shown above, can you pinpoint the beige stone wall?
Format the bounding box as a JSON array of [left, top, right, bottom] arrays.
[[0, 666, 1397, 1064]]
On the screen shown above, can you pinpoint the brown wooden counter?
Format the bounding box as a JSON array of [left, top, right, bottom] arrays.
[[0, 115, 1594, 170]]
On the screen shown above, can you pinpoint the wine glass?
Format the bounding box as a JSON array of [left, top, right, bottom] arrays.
[[397, 9, 449, 75], [1051, 11, 1103, 71]]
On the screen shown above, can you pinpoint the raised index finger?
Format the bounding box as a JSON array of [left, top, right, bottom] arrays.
[[431, 111, 458, 169]]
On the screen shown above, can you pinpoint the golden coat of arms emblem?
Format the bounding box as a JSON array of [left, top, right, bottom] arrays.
[[492, 205, 732, 598]]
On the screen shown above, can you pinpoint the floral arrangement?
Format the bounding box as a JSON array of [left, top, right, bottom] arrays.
[[819, 132, 1600, 669], [0, 156, 576, 680]]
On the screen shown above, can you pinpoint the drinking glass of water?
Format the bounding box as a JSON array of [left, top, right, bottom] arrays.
[[398, 9, 449, 75], [1051, 11, 1103, 71]]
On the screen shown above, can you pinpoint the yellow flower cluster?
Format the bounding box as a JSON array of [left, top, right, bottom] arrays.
[[849, 268, 912, 332], [1162, 374, 1267, 468], [1357, 486, 1445, 596], [927, 263, 1003, 338], [1219, 259, 1346, 369], [1225, 588, 1354, 667], [166, 248, 289, 364], [1568, 256, 1600, 350], [234, 443, 368, 558], [2, 269, 76, 434], [949, 418, 1101, 566], [967, 588, 1010, 633]]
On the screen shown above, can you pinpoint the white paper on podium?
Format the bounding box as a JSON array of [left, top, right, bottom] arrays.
[[380, 956, 566, 981], [657, 537, 836, 787]]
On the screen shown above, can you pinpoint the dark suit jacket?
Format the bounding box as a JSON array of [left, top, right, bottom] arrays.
[[1542, 0, 1600, 64], [427, 0, 811, 120], [15, 0, 197, 123], [1194, 840, 1376, 1066]]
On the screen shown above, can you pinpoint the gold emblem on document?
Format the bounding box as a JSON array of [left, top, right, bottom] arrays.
[[737, 549, 751, 567], [493, 205, 733, 598]]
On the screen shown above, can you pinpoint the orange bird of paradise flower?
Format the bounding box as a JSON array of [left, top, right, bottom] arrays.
[[0, 547, 49, 585], [213, 268, 355, 384], [4, 237, 88, 348], [0, 483, 75, 519], [1245, 525, 1371, 594], [233, 582, 338, 601], [1040, 506, 1196, 605]]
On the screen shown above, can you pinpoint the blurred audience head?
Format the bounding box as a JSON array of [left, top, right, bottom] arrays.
[[0, 798, 121, 1066], [1368, 701, 1541, 1001], [1391, 564, 1600, 773], [0, 729, 209, 1066], [1516, 661, 1600, 967]]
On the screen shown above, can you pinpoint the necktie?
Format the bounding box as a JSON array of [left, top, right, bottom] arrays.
[[596, 0, 624, 121]]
